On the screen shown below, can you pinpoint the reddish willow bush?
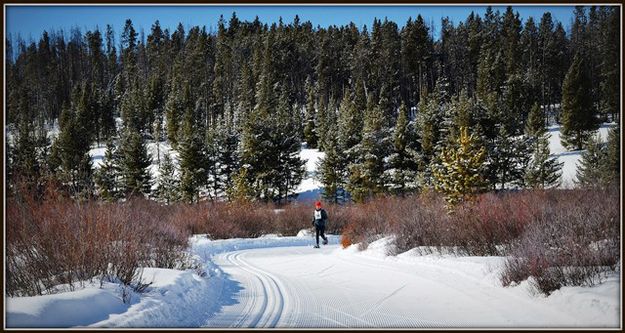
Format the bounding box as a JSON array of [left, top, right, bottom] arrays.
[[338, 186, 620, 295], [500, 186, 620, 294], [6, 185, 322, 296]]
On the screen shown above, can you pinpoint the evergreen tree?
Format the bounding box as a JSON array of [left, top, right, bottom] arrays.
[[155, 152, 180, 204], [146, 74, 165, 139], [178, 104, 207, 203], [484, 125, 531, 190], [400, 15, 433, 106], [11, 95, 42, 191], [432, 126, 487, 207], [235, 60, 256, 128], [121, 19, 138, 79], [604, 124, 620, 184], [120, 78, 147, 133], [229, 167, 254, 203], [525, 102, 546, 138], [561, 53, 598, 150], [476, 46, 505, 100], [99, 88, 116, 143], [118, 128, 152, 197], [385, 101, 419, 194], [501, 7, 522, 76], [317, 123, 346, 204], [315, 95, 335, 152], [203, 125, 221, 200], [523, 101, 562, 189], [50, 88, 94, 199], [599, 7, 620, 122], [415, 86, 444, 181], [302, 77, 318, 148], [520, 16, 540, 104], [94, 139, 122, 201], [221, 119, 241, 199], [337, 90, 363, 168], [273, 89, 306, 203], [165, 80, 183, 146], [346, 96, 388, 202], [208, 113, 240, 201], [576, 134, 607, 187], [525, 135, 563, 189], [239, 104, 272, 201]]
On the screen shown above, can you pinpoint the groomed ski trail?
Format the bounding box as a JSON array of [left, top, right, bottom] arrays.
[[201, 243, 583, 328]]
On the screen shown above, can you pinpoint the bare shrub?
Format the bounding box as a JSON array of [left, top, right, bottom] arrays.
[[388, 193, 448, 255], [272, 203, 311, 236], [500, 187, 620, 295]]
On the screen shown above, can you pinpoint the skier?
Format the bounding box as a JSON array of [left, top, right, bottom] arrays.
[[312, 201, 329, 248]]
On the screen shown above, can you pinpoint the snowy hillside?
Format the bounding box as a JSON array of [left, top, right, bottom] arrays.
[[6, 235, 619, 328], [294, 147, 325, 202], [548, 123, 615, 187]]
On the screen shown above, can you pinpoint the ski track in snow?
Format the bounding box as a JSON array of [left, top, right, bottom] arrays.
[[199, 241, 601, 328], [6, 235, 619, 328]]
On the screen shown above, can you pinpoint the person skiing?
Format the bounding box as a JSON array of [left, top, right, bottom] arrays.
[[312, 201, 329, 248]]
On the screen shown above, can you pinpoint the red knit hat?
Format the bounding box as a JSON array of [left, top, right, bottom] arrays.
[[315, 201, 322, 208]]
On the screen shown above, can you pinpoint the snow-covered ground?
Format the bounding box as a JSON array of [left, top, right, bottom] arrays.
[[295, 148, 325, 202], [6, 234, 620, 328], [548, 123, 616, 187]]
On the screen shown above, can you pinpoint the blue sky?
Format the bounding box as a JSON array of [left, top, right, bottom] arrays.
[[6, 5, 577, 43]]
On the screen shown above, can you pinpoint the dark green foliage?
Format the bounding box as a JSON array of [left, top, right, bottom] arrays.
[[337, 90, 363, 168], [524, 101, 563, 189], [415, 86, 444, 169], [561, 53, 599, 150], [120, 78, 147, 133], [598, 7, 620, 122], [315, 96, 336, 152], [400, 15, 433, 106], [178, 109, 206, 203], [346, 96, 389, 202], [317, 129, 346, 204], [385, 101, 419, 194], [303, 77, 318, 148], [146, 75, 165, 138], [207, 114, 241, 200], [119, 129, 152, 197], [525, 135, 563, 189], [576, 125, 620, 188], [576, 134, 608, 187], [94, 139, 122, 201], [165, 82, 183, 146], [525, 102, 546, 138], [50, 86, 95, 199], [155, 152, 180, 204], [485, 125, 532, 190], [604, 125, 620, 183], [273, 89, 306, 203]]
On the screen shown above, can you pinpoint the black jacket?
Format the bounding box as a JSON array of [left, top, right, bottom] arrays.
[[312, 208, 328, 227]]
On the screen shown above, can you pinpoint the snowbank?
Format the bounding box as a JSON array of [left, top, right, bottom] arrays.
[[342, 237, 621, 328], [6, 286, 129, 328], [6, 268, 215, 328]]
